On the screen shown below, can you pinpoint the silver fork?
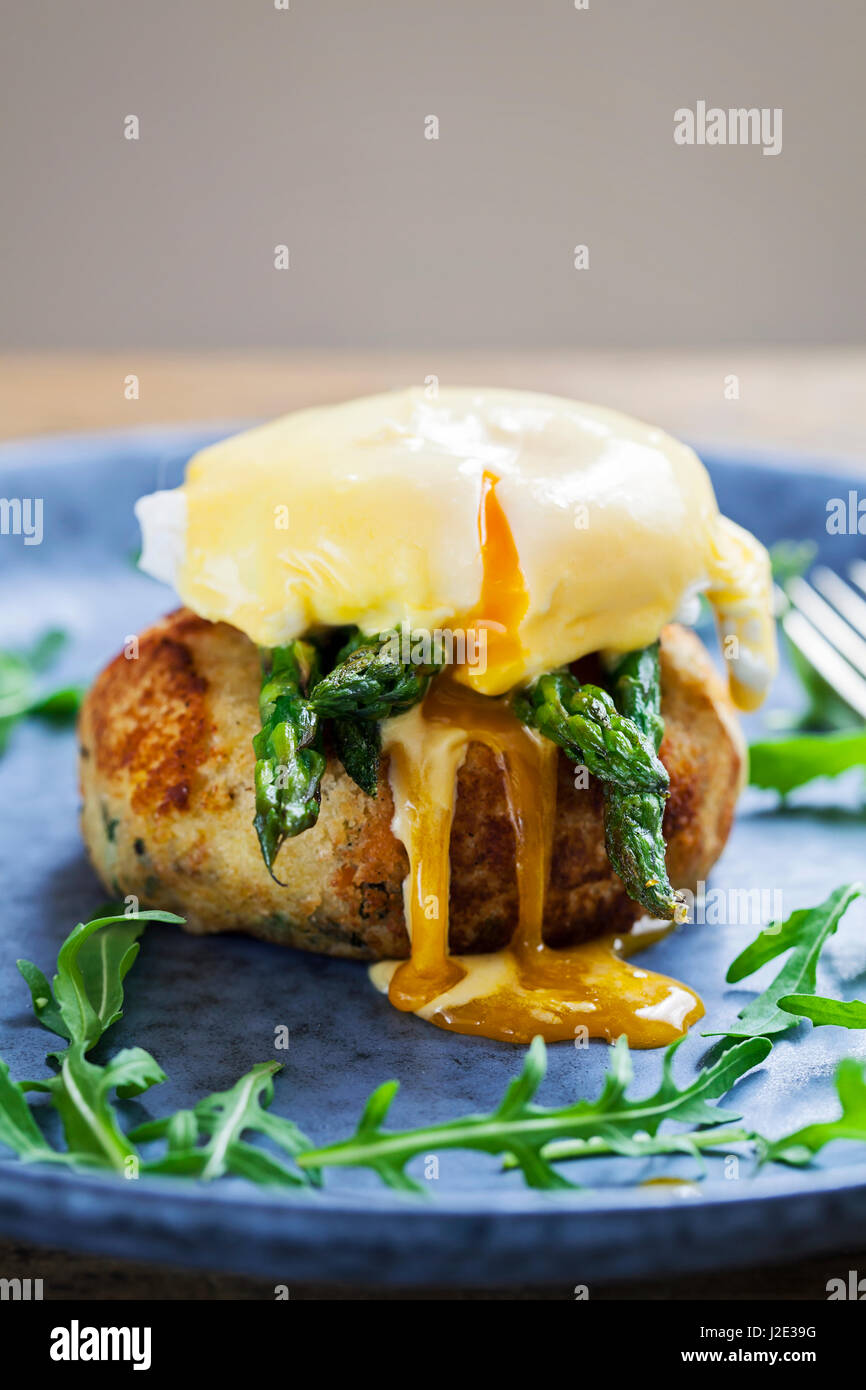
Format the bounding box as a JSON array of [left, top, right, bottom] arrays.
[[775, 561, 866, 720]]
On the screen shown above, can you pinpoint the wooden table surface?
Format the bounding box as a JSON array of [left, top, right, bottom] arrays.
[[1, 350, 865, 471], [3, 347, 865, 1300]]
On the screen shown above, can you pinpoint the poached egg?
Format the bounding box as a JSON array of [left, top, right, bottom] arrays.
[[136, 388, 777, 1046]]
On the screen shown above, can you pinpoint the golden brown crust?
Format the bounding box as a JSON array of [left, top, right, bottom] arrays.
[[78, 612, 743, 959], [88, 614, 211, 817]]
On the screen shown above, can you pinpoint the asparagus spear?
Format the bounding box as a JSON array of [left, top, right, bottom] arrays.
[[321, 630, 380, 795], [514, 654, 682, 919], [512, 673, 669, 793], [608, 642, 665, 752], [603, 644, 685, 921], [332, 717, 380, 797], [252, 641, 326, 879], [603, 786, 683, 920], [309, 629, 444, 721], [317, 628, 432, 795]]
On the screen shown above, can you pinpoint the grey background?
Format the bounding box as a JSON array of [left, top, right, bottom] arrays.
[[1, 0, 863, 351]]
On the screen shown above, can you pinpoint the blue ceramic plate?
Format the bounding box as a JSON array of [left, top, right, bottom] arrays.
[[0, 424, 865, 1288]]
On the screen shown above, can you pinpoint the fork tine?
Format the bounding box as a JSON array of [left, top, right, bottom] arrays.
[[811, 566, 866, 640], [848, 559, 866, 600], [786, 575, 866, 678], [781, 608, 866, 721]]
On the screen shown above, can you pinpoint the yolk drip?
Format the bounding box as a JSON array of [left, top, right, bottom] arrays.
[[384, 706, 469, 1012], [379, 474, 705, 1048]]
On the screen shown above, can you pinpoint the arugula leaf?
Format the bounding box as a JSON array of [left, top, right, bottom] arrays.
[[10, 911, 180, 1170], [762, 1058, 866, 1165], [7, 886, 866, 1196], [22, 1044, 165, 1170], [0, 650, 33, 713], [770, 540, 817, 588], [0, 650, 34, 750], [28, 686, 87, 721], [777, 994, 866, 1030], [504, 1123, 755, 1173], [15, 959, 67, 1039], [749, 730, 866, 796], [25, 629, 69, 673], [3, 911, 180, 1171], [0, 1060, 62, 1163], [3, 908, 318, 1186], [132, 1061, 317, 1187], [17, 909, 183, 1056], [296, 1034, 771, 1193], [0, 629, 82, 751], [704, 883, 864, 1040]]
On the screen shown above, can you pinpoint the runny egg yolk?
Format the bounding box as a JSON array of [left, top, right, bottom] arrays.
[[463, 470, 530, 693], [375, 473, 705, 1047]]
